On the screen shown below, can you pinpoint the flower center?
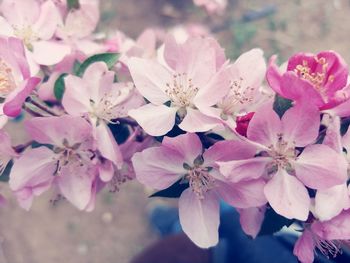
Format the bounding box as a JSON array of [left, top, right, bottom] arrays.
[[266, 133, 296, 172], [93, 83, 133, 123], [0, 59, 16, 98], [13, 25, 38, 50], [184, 165, 215, 199], [165, 73, 199, 108], [218, 78, 256, 119], [294, 57, 334, 95], [313, 234, 342, 260]]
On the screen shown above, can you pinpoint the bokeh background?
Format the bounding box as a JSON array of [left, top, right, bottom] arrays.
[[1, 0, 350, 262]]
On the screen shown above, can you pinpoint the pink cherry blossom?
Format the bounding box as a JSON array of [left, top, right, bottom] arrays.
[[9, 115, 98, 210], [294, 209, 350, 263], [132, 133, 267, 248], [62, 62, 143, 170], [0, 0, 71, 67], [196, 48, 268, 130], [193, 0, 228, 15], [0, 36, 41, 121], [218, 102, 348, 220], [267, 51, 349, 110], [128, 36, 231, 136], [312, 116, 350, 221]]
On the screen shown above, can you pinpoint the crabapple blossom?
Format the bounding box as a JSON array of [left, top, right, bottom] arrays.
[[218, 102, 348, 220], [9, 115, 98, 210], [267, 51, 349, 110], [132, 133, 267, 248], [0, 36, 41, 124], [128, 36, 231, 136], [0, 0, 71, 67], [193, 0, 228, 15], [62, 62, 143, 170]]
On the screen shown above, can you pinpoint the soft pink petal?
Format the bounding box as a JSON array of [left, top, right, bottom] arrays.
[[132, 147, 185, 190], [179, 189, 220, 248], [315, 184, 350, 221], [25, 115, 92, 147], [216, 179, 267, 208], [57, 163, 95, 210], [237, 206, 266, 239], [294, 144, 348, 190], [128, 57, 171, 105], [281, 102, 320, 147], [218, 157, 271, 183], [293, 230, 315, 263], [1, 0, 40, 26], [178, 108, 220, 133], [162, 133, 202, 164], [264, 169, 310, 220], [323, 116, 342, 153], [62, 75, 91, 115], [98, 160, 115, 182], [3, 77, 41, 117], [246, 103, 282, 147], [312, 209, 350, 240], [95, 123, 123, 168], [129, 104, 177, 136], [203, 140, 257, 165], [31, 41, 71, 66], [32, 0, 62, 40]]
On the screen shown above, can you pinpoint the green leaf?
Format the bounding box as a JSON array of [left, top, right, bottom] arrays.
[[273, 95, 292, 118], [67, 0, 80, 10], [76, 53, 120, 77], [150, 180, 189, 198], [72, 60, 82, 75], [258, 208, 294, 236], [54, 73, 68, 101]]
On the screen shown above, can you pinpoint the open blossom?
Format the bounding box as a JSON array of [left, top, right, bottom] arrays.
[[196, 48, 268, 129], [0, 36, 41, 125], [55, 0, 105, 55], [132, 133, 267, 248], [9, 115, 98, 211], [128, 36, 231, 136], [62, 62, 143, 171], [218, 102, 348, 220], [193, 0, 228, 15], [0, 0, 71, 67], [312, 116, 350, 221], [267, 51, 349, 110], [294, 209, 350, 263]]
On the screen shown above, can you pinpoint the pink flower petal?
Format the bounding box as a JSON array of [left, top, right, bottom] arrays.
[[237, 206, 266, 239], [293, 230, 315, 263], [179, 189, 220, 248], [129, 104, 177, 136], [31, 41, 71, 66], [281, 102, 320, 147], [294, 144, 348, 190], [264, 169, 310, 220], [128, 57, 171, 105], [132, 147, 185, 190], [178, 108, 220, 133]]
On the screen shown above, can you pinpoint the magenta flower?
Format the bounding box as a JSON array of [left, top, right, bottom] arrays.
[[128, 36, 231, 136], [132, 133, 267, 248], [0, 36, 41, 121], [0, 0, 71, 67], [218, 102, 348, 220], [9, 115, 98, 211], [267, 51, 349, 110]]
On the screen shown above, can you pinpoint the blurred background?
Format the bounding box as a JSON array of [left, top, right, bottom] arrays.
[[2, 0, 350, 262]]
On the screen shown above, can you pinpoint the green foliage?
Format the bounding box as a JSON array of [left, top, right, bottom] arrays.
[[76, 53, 120, 77], [67, 0, 80, 10], [54, 73, 68, 101]]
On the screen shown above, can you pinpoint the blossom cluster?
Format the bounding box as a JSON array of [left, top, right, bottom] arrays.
[[0, 1, 350, 263]]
